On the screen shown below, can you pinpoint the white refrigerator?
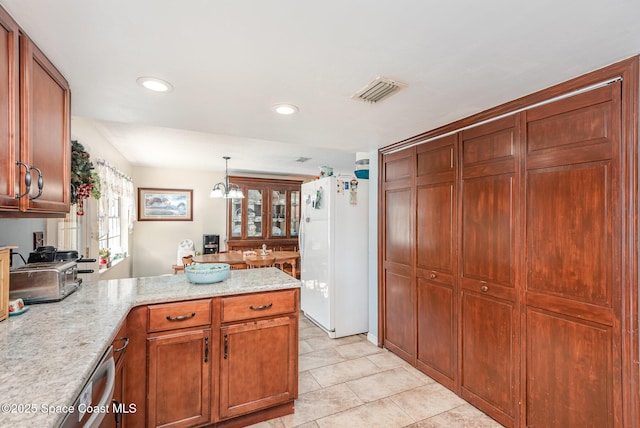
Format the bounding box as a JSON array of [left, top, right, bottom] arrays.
[[299, 176, 369, 338]]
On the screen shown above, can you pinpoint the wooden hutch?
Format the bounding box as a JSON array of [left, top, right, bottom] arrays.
[[226, 177, 302, 252]]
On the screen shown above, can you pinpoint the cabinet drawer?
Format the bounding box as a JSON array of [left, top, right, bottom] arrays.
[[148, 299, 211, 332], [221, 290, 297, 323]]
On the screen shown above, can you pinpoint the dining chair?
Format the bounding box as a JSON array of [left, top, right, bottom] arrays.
[[245, 256, 276, 269]]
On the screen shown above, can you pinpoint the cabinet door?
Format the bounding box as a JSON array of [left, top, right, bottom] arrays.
[[415, 135, 457, 389], [246, 187, 264, 238], [0, 8, 18, 210], [289, 189, 300, 238], [147, 328, 211, 428], [19, 34, 70, 214], [459, 116, 519, 427], [219, 316, 297, 419], [524, 83, 621, 428], [269, 188, 287, 238], [230, 196, 243, 239]]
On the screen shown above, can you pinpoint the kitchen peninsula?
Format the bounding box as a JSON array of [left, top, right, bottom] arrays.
[[0, 268, 300, 427]]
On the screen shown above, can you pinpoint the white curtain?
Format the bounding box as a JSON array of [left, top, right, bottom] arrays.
[[96, 160, 135, 233]]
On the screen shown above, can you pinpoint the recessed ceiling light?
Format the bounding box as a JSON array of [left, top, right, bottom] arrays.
[[273, 103, 299, 115], [136, 76, 173, 93]]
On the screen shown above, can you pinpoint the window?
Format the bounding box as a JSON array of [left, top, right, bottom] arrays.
[[96, 161, 134, 264], [98, 197, 122, 254]]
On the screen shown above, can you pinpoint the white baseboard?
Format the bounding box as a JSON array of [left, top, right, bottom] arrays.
[[367, 332, 378, 346]]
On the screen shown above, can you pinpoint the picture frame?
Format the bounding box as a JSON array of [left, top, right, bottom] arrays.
[[137, 188, 193, 221]]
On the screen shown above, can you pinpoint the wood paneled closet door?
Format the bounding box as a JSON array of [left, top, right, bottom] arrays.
[[459, 116, 520, 427], [524, 83, 622, 428], [415, 135, 458, 389], [381, 148, 416, 363]]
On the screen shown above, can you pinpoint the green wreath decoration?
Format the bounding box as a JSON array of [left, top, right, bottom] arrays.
[[71, 140, 101, 215]]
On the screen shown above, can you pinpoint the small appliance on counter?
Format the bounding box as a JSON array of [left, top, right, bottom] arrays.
[[10, 246, 97, 304], [203, 234, 220, 254], [10, 260, 81, 303]]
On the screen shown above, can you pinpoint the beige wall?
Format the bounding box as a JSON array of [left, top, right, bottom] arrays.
[[132, 166, 228, 277]]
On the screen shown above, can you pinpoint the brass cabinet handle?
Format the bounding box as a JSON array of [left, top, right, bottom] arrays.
[[166, 312, 196, 321], [249, 303, 273, 311]]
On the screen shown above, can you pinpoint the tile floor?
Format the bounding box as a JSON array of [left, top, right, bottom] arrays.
[[249, 315, 504, 428]]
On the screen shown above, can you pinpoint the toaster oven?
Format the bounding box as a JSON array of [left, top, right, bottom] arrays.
[[9, 260, 81, 303]]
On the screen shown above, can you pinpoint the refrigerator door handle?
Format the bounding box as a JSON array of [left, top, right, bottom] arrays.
[[299, 221, 304, 259]]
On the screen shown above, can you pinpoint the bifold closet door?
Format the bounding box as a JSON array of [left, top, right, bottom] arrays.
[[459, 115, 520, 427], [381, 148, 416, 364], [415, 135, 457, 389], [524, 82, 622, 428]]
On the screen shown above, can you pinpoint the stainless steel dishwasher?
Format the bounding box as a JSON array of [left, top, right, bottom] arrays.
[[59, 345, 115, 428]]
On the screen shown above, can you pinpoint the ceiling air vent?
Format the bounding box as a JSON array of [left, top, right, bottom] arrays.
[[351, 76, 406, 104]]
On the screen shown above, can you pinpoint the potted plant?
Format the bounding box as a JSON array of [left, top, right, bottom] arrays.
[[99, 248, 111, 268]]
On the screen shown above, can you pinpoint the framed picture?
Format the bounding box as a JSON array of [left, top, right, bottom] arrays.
[[138, 188, 193, 221]]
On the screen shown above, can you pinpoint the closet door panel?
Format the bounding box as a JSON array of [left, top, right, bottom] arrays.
[[526, 308, 613, 428], [460, 174, 514, 288], [416, 184, 453, 273], [385, 188, 412, 266], [417, 278, 455, 380], [461, 292, 515, 417], [526, 164, 609, 306], [382, 148, 416, 363], [415, 136, 457, 386], [459, 115, 519, 426], [524, 82, 621, 428]]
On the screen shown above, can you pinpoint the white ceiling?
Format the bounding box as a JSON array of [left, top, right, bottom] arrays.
[[2, 0, 639, 176]]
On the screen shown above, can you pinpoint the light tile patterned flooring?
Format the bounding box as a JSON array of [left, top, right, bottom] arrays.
[[249, 315, 504, 428]]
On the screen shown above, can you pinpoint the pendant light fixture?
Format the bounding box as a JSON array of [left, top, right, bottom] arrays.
[[210, 156, 244, 199]]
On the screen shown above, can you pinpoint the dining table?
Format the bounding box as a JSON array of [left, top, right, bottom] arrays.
[[192, 250, 300, 278]]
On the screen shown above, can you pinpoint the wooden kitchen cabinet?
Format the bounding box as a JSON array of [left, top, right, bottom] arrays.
[[127, 291, 298, 428], [146, 299, 212, 428], [147, 328, 212, 428], [228, 177, 302, 251], [0, 7, 20, 211], [218, 289, 299, 421], [0, 4, 71, 217]]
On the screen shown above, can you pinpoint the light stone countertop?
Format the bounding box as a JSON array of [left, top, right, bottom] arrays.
[[0, 268, 300, 427]]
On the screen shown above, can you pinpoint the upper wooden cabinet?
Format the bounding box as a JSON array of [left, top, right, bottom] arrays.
[[227, 177, 302, 251], [0, 8, 19, 211], [0, 5, 71, 217]]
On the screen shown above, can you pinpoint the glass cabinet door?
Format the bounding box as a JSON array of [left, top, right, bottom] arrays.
[[230, 197, 242, 238], [247, 188, 263, 238], [290, 190, 300, 237], [271, 190, 287, 237]]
